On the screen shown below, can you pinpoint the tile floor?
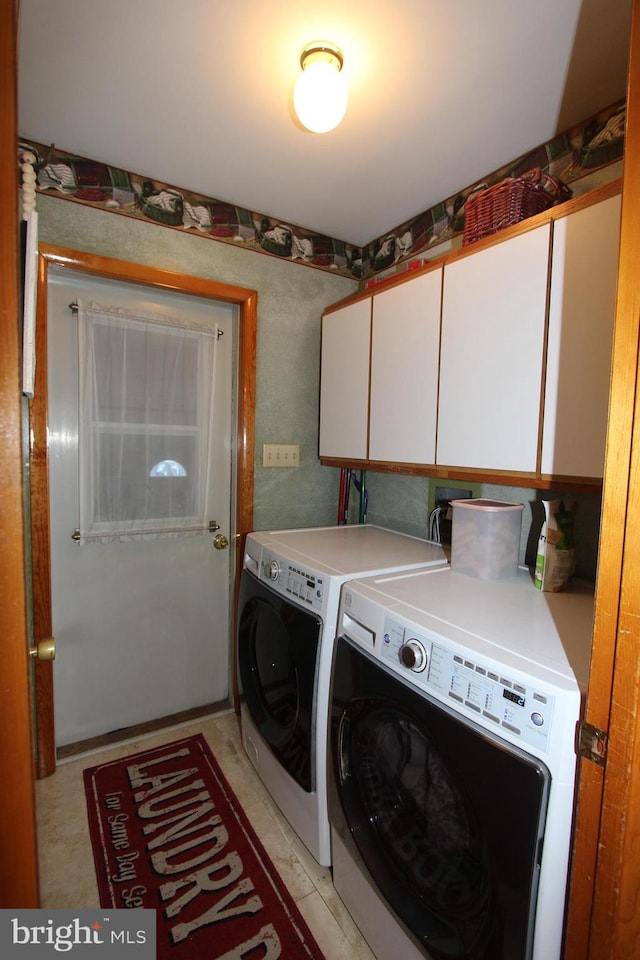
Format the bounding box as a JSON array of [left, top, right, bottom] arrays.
[[35, 709, 377, 960]]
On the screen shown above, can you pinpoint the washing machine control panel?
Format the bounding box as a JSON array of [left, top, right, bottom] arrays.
[[260, 550, 325, 614], [382, 615, 555, 754]]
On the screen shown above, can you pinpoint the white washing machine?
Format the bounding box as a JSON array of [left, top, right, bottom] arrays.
[[236, 524, 447, 866], [328, 565, 594, 960]]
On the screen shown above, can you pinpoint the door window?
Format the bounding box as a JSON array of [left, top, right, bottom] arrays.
[[77, 299, 218, 542]]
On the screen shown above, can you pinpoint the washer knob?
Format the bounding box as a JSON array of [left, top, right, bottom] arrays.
[[265, 559, 279, 581], [400, 639, 427, 672]]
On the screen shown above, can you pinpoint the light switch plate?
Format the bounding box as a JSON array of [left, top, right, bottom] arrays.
[[263, 443, 300, 467]]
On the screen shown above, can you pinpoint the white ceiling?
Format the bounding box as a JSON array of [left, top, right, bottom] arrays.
[[17, 0, 632, 247]]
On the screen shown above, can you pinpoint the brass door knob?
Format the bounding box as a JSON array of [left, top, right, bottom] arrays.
[[29, 637, 56, 661], [212, 534, 229, 550]]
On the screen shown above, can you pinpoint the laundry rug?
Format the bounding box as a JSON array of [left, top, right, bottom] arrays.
[[83, 733, 325, 960]]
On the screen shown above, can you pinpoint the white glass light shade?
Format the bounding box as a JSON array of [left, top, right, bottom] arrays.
[[294, 48, 348, 133]]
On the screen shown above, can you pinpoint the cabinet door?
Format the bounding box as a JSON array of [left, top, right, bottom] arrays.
[[541, 194, 621, 479], [369, 268, 442, 463], [437, 224, 551, 472], [319, 298, 371, 459]]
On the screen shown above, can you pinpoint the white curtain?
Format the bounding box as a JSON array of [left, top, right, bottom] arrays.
[[77, 299, 218, 543]]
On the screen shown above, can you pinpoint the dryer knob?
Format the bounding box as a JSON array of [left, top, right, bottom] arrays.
[[265, 560, 280, 581], [400, 639, 427, 672]]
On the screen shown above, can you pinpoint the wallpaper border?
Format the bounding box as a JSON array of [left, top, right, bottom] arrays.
[[19, 99, 624, 281]]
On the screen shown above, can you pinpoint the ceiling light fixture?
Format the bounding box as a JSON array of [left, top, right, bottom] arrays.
[[293, 42, 347, 134]]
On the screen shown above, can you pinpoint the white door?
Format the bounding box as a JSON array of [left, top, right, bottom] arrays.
[[47, 266, 235, 746]]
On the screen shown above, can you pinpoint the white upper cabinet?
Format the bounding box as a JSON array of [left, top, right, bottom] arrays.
[[437, 224, 551, 473], [319, 297, 371, 460], [369, 268, 442, 464], [541, 194, 621, 479], [319, 187, 620, 485]]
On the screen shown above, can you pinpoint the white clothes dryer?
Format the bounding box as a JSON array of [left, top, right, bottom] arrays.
[[328, 565, 594, 960], [236, 524, 447, 866]]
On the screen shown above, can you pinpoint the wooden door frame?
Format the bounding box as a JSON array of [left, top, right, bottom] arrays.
[[31, 245, 257, 776], [0, 0, 40, 907], [564, 2, 640, 957]]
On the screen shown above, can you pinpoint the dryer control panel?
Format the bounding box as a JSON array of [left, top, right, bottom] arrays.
[[258, 550, 326, 614], [382, 615, 555, 754]]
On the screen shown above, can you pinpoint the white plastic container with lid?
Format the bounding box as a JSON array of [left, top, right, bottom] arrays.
[[451, 498, 524, 580]]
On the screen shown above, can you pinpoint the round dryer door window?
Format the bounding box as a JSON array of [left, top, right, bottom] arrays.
[[250, 599, 299, 742], [342, 702, 494, 958], [237, 571, 321, 793], [355, 709, 484, 914]]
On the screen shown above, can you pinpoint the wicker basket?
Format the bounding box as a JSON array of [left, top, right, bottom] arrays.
[[462, 168, 571, 245]]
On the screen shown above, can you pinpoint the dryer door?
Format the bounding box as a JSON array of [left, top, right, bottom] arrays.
[[330, 635, 550, 960], [237, 569, 322, 792]]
